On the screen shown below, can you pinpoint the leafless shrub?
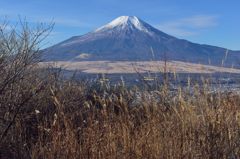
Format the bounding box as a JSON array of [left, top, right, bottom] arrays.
[[0, 18, 53, 158]]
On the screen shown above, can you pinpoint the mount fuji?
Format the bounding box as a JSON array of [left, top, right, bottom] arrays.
[[43, 16, 240, 67]]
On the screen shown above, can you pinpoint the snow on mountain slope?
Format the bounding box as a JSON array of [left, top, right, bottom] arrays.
[[43, 16, 240, 67], [95, 16, 151, 34]]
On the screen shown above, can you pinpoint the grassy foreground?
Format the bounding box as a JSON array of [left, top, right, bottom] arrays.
[[1, 71, 240, 158]]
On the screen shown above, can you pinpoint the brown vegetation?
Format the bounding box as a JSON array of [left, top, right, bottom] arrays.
[[40, 60, 240, 74]]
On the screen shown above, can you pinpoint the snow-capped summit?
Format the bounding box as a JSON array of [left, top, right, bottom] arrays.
[[95, 16, 150, 33], [43, 16, 240, 67]]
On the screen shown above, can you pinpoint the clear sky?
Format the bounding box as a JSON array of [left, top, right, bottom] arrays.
[[0, 0, 239, 50]]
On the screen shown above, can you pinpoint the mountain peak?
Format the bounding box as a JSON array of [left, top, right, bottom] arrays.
[[44, 16, 240, 68], [95, 16, 150, 33], [109, 16, 140, 26]]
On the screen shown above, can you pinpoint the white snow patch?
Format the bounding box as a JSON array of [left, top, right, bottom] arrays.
[[95, 16, 151, 34], [75, 53, 92, 59]]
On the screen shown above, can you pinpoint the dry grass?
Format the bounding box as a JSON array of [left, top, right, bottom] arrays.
[[1, 74, 240, 159], [40, 60, 240, 74]]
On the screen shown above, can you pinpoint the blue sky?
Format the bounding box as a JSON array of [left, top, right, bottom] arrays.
[[0, 0, 239, 50]]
